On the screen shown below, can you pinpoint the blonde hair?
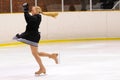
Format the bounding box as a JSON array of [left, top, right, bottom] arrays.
[[34, 6, 42, 14], [34, 6, 58, 18]]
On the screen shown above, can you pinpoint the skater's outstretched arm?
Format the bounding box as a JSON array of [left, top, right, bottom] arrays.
[[23, 3, 38, 23]]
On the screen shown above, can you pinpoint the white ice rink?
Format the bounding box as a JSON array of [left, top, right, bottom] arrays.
[[0, 41, 120, 80]]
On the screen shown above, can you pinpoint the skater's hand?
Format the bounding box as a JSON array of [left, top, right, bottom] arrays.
[[23, 3, 29, 12]]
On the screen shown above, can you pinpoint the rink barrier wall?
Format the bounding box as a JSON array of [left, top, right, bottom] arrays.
[[0, 11, 120, 46], [0, 38, 120, 47]]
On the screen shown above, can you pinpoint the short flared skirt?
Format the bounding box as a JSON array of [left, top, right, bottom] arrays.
[[13, 32, 40, 47]]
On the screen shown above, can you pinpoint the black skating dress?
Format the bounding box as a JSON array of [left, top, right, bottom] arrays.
[[13, 12, 41, 47]]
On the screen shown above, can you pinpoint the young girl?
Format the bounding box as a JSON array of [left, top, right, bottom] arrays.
[[13, 3, 58, 75]]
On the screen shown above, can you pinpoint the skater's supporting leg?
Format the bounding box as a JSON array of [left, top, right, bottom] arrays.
[[30, 45, 46, 74]]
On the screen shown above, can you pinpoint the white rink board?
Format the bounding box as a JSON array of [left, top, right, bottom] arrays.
[[0, 11, 120, 43]]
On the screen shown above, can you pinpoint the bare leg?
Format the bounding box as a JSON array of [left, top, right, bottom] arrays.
[[30, 45, 46, 75], [38, 52, 58, 64]]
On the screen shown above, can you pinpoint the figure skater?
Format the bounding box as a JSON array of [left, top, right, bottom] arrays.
[[13, 3, 58, 75]]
